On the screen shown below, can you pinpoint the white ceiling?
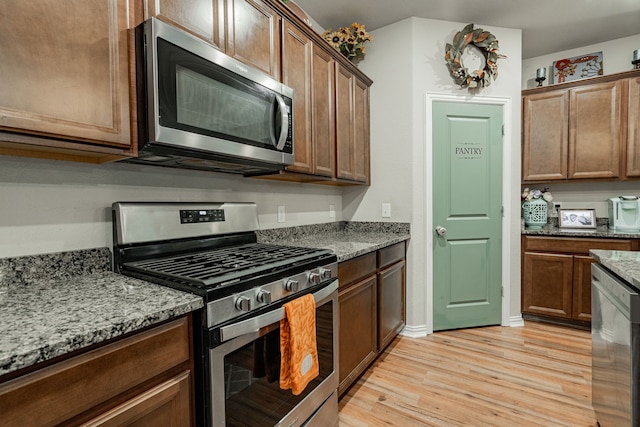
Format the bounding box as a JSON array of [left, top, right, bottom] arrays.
[[292, 0, 640, 59]]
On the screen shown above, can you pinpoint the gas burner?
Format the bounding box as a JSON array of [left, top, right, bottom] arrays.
[[112, 202, 337, 322]]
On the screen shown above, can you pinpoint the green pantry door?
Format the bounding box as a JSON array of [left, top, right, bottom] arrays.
[[432, 101, 503, 331]]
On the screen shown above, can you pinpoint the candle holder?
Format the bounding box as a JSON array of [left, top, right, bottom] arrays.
[[535, 67, 547, 87], [633, 49, 640, 69]]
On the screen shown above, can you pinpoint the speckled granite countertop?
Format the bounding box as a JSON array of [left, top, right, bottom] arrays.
[[590, 249, 640, 289], [0, 222, 408, 377], [522, 220, 640, 239], [0, 249, 203, 377], [257, 221, 410, 262]]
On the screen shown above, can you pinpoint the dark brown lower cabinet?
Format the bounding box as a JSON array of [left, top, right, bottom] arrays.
[[521, 236, 638, 326], [522, 252, 574, 319], [0, 316, 194, 426], [338, 274, 377, 395], [338, 241, 407, 396], [378, 260, 406, 350], [573, 255, 596, 322]]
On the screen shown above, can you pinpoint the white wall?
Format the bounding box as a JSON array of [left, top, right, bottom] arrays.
[[0, 156, 343, 258], [522, 34, 640, 89], [344, 17, 523, 332]]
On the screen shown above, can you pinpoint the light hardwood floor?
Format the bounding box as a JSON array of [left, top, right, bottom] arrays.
[[338, 321, 597, 427]]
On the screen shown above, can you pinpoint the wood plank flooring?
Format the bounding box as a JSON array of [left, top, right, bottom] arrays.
[[338, 321, 597, 427]]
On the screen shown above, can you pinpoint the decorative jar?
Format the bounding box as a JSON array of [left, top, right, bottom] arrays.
[[522, 198, 548, 229]]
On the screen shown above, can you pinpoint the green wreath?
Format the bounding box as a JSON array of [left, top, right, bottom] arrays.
[[445, 24, 505, 90]]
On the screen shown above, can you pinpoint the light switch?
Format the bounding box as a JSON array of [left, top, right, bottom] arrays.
[[277, 205, 285, 223], [382, 203, 391, 218]]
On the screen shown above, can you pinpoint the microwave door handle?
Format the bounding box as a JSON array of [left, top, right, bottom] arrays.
[[274, 93, 288, 150]]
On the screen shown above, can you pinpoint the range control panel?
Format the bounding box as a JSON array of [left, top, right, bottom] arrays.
[[180, 209, 225, 224]]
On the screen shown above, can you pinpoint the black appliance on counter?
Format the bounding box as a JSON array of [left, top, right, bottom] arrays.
[[112, 202, 339, 427], [591, 263, 640, 427]]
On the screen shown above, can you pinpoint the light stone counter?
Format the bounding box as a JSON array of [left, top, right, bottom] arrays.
[[1, 222, 409, 377], [590, 249, 640, 289], [0, 249, 203, 377], [257, 221, 410, 262], [522, 224, 640, 239]]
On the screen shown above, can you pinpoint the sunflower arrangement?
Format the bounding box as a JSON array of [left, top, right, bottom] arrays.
[[322, 23, 373, 64]]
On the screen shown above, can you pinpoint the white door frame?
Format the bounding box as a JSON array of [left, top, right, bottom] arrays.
[[425, 93, 514, 335]]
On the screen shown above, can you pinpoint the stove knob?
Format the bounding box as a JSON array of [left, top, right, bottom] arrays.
[[257, 290, 272, 304], [308, 272, 321, 285], [284, 280, 299, 292], [320, 268, 332, 280], [235, 296, 251, 312]]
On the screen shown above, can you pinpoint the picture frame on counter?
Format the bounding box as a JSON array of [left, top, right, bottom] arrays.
[[559, 208, 596, 229]]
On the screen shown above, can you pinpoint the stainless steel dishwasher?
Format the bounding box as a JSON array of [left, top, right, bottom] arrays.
[[591, 263, 640, 427]]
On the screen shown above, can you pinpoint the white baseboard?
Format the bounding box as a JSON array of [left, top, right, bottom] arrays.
[[509, 315, 525, 327], [401, 317, 523, 337], [400, 324, 428, 338]]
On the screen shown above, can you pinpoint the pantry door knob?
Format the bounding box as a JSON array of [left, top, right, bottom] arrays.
[[435, 226, 447, 236]]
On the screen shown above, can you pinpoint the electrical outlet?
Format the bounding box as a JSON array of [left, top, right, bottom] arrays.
[[277, 205, 285, 223], [329, 204, 335, 218], [382, 203, 391, 218]]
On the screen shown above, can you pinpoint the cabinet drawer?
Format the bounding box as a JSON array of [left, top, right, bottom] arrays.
[[377, 242, 406, 269], [0, 317, 191, 427], [338, 252, 376, 288], [523, 236, 634, 254], [81, 370, 192, 426]]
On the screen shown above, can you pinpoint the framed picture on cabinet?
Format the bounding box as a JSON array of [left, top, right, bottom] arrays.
[[559, 209, 596, 229], [552, 52, 603, 84]]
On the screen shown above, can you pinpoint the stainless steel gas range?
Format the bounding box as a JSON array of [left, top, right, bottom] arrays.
[[112, 202, 339, 427]]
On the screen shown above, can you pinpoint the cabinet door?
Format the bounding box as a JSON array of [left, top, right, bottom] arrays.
[[625, 76, 640, 177], [0, 0, 133, 148], [281, 20, 312, 174], [353, 76, 370, 183], [338, 275, 377, 395], [146, 0, 224, 50], [522, 252, 573, 319], [335, 63, 359, 181], [573, 255, 594, 322], [377, 261, 405, 351], [226, 0, 281, 79], [310, 45, 335, 177], [0, 317, 191, 426], [569, 80, 623, 179], [522, 90, 569, 181], [82, 371, 193, 426], [335, 63, 354, 180]]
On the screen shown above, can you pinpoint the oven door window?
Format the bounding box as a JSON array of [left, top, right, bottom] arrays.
[[215, 299, 335, 426], [156, 38, 284, 151]]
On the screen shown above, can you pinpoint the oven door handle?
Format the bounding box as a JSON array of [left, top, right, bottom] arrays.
[[219, 279, 338, 343]]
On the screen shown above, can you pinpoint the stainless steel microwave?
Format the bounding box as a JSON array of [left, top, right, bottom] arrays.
[[128, 18, 294, 175]]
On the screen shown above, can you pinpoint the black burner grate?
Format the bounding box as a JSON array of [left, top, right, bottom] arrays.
[[123, 243, 329, 288]]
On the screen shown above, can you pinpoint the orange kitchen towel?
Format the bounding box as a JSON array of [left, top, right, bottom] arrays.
[[279, 294, 319, 395]]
